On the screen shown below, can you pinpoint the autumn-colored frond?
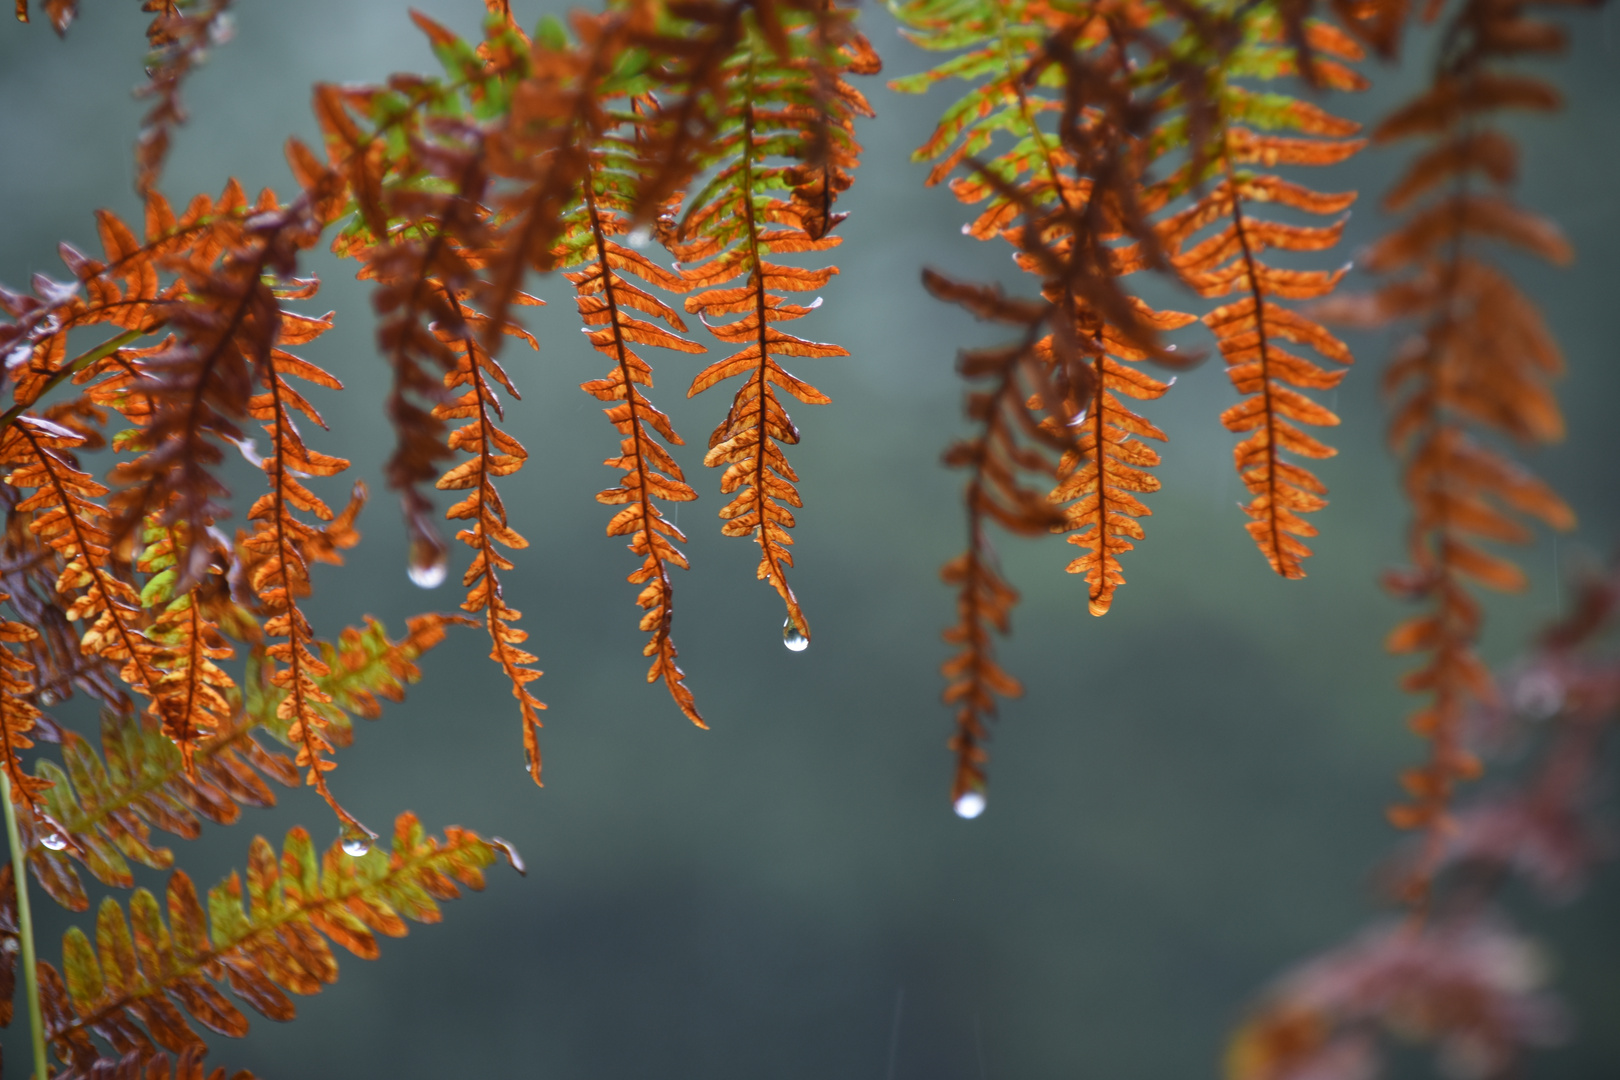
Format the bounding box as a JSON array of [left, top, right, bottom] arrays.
[[1052, 304, 1196, 616], [1316, 0, 1580, 893], [561, 153, 707, 724], [0, 592, 49, 810], [923, 271, 1075, 812], [37, 813, 511, 1071], [135, 0, 235, 196], [234, 288, 369, 837], [56, 1044, 256, 1080], [432, 300, 546, 781], [1157, 13, 1366, 578], [670, 10, 872, 644], [0, 417, 173, 733]]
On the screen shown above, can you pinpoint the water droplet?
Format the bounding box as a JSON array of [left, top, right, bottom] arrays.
[[38, 689, 57, 706], [626, 226, 652, 249], [954, 792, 987, 820], [782, 618, 809, 652], [407, 548, 448, 590], [340, 833, 372, 858], [40, 831, 68, 851]]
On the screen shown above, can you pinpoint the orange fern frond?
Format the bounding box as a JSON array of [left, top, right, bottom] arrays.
[[1051, 303, 1197, 615], [1157, 17, 1366, 578], [0, 416, 173, 738], [561, 165, 707, 723], [432, 300, 546, 782], [0, 591, 50, 810], [671, 16, 872, 645], [135, 0, 234, 196], [235, 295, 369, 837], [1317, 0, 1578, 890]]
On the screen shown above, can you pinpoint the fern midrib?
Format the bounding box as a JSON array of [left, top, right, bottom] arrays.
[[47, 837, 479, 1044]]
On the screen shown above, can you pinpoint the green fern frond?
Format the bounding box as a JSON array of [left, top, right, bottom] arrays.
[[40, 812, 514, 1071]]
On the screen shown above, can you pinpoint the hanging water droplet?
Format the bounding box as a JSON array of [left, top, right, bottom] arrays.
[[407, 545, 448, 590], [782, 618, 809, 652], [40, 831, 68, 851], [626, 226, 652, 249], [954, 792, 987, 820], [38, 689, 57, 706], [340, 833, 372, 858]]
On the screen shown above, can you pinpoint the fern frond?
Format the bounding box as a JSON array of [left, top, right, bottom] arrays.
[[0, 592, 50, 810], [55, 1044, 257, 1080], [37, 813, 511, 1070], [236, 292, 369, 836], [135, 0, 234, 197], [561, 153, 707, 724], [1051, 303, 1196, 615], [1156, 13, 1366, 578], [671, 13, 871, 644], [22, 709, 295, 913], [1317, 0, 1577, 886], [17, 615, 450, 912], [0, 417, 174, 729], [922, 271, 1074, 808], [432, 301, 546, 781]]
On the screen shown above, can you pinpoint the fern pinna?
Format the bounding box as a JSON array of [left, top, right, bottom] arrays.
[[1316, 0, 1577, 897], [1155, 12, 1366, 579], [655, 5, 873, 648]]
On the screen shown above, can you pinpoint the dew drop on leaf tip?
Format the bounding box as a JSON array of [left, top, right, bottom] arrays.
[[340, 833, 372, 858], [782, 618, 809, 652], [40, 831, 68, 851], [953, 792, 986, 820]]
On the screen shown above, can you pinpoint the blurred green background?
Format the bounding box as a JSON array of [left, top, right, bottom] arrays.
[[2, 3, 1617, 1077]]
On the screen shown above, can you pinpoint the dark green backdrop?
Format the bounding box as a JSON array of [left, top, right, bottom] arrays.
[[2, 3, 1617, 1077]]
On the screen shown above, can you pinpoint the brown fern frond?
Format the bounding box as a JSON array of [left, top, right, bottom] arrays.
[[1156, 18, 1366, 578], [55, 1044, 256, 1080], [671, 12, 874, 644], [135, 0, 235, 196], [235, 294, 369, 837], [432, 301, 546, 781], [38, 813, 512, 1070], [1316, 0, 1582, 896], [0, 591, 51, 810], [561, 170, 707, 724], [923, 271, 1076, 811]]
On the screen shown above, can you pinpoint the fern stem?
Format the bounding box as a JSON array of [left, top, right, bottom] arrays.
[[2, 768, 51, 1080]]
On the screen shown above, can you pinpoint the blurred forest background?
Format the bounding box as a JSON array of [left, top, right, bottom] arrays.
[[2, 2, 1617, 1077]]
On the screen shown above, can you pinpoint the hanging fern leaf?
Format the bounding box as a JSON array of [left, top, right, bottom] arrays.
[[667, 9, 872, 644], [0, 591, 50, 811], [1316, 0, 1576, 887], [560, 143, 707, 725], [1156, 12, 1367, 578], [36, 813, 515, 1071]]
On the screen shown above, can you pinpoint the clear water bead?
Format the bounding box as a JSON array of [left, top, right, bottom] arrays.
[[340, 834, 372, 858], [782, 618, 809, 652], [407, 554, 447, 590], [40, 831, 68, 851], [953, 792, 987, 820], [626, 226, 652, 249]]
